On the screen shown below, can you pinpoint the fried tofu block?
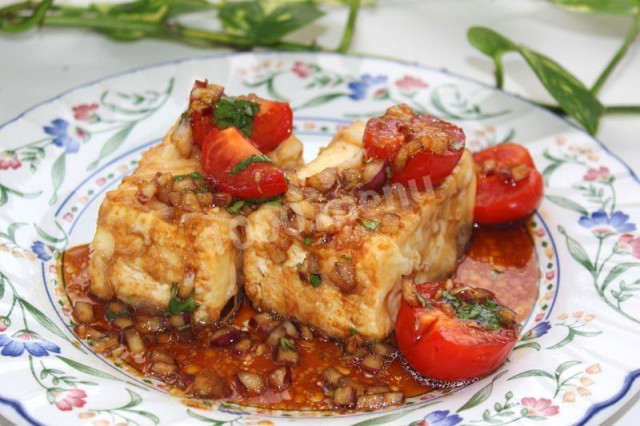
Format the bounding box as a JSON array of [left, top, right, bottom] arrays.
[[243, 123, 476, 339], [89, 119, 303, 323]]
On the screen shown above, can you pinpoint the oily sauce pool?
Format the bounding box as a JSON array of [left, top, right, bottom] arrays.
[[61, 223, 538, 411]]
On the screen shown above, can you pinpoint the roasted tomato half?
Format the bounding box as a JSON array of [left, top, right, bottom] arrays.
[[395, 280, 518, 383], [473, 143, 544, 225], [363, 104, 465, 190], [201, 127, 288, 199]]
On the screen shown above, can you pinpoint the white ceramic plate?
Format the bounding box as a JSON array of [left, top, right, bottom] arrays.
[[1, 52, 639, 426]]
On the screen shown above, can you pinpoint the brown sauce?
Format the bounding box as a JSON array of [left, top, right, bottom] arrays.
[[61, 222, 538, 411]]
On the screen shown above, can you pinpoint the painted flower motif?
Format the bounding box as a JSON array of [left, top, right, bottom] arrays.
[[583, 166, 612, 182], [0, 331, 61, 357], [0, 317, 10, 332], [291, 61, 312, 78], [372, 87, 390, 100], [347, 74, 387, 100], [395, 75, 428, 93], [586, 363, 602, 374], [72, 103, 99, 122], [0, 155, 22, 170], [521, 321, 551, 341], [579, 209, 636, 236], [418, 409, 463, 426], [617, 234, 640, 258], [31, 241, 52, 261], [521, 397, 559, 417], [44, 119, 80, 154], [53, 388, 87, 411]]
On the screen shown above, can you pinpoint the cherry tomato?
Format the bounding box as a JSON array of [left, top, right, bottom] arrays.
[[201, 128, 288, 199], [363, 105, 466, 190], [473, 143, 544, 225], [395, 281, 518, 383], [250, 98, 293, 152]]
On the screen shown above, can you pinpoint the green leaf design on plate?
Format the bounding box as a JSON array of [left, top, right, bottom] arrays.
[[19, 298, 68, 341], [558, 225, 594, 272], [57, 355, 123, 381], [508, 369, 555, 381], [601, 262, 640, 292], [186, 408, 239, 425], [49, 152, 66, 205], [468, 27, 604, 134], [0, 183, 43, 207], [350, 403, 432, 426], [294, 92, 349, 111], [87, 123, 134, 171], [545, 195, 589, 216], [457, 370, 508, 412]]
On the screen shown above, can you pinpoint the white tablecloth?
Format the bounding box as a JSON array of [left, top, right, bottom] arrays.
[[0, 0, 638, 424]]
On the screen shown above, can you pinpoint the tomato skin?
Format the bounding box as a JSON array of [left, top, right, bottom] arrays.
[[189, 107, 216, 147], [363, 105, 465, 189], [201, 128, 288, 199], [473, 143, 544, 225], [391, 148, 464, 190], [395, 282, 517, 383], [250, 99, 293, 152], [363, 117, 405, 160]]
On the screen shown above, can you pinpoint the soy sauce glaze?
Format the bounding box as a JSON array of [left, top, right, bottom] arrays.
[[61, 223, 538, 411]]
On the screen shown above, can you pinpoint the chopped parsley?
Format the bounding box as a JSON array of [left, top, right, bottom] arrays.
[[360, 218, 380, 232], [173, 172, 204, 181], [168, 283, 200, 314], [441, 291, 505, 331], [304, 236, 313, 246], [196, 187, 209, 194], [348, 326, 360, 335], [212, 97, 260, 137], [279, 337, 296, 351], [385, 165, 392, 183], [226, 200, 245, 215], [309, 274, 322, 288], [340, 254, 353, 261], [230, 154, 273, 175]]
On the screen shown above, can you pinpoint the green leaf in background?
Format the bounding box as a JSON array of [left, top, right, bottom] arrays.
[[550, 0, 640, 16], [468, 27, 604, 134], [218, 1, 325, 45]]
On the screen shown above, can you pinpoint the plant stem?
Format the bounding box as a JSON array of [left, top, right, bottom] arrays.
[[0, 0, 51, 33], [591, 11, 640, 96], [336, 0, 360, 53], [494, 57, 504, 89], [604, 105, 640, 114]]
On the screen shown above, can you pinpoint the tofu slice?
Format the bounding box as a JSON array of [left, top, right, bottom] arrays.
[[243, 123, 476, 339], [89, 119, 303, 323]]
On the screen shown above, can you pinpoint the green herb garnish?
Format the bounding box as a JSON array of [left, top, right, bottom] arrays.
[[196, 187, 209, 194], [279, 337, 296, 351], [348, 326, 359, 335], [360, 218, 380, 232], [304, 236, 313, 246], [213, 97, 260, 137], [230, 154, 273, 175], [442, 291, 505, 331], [173, 172, 204, 181], [309, 274, 322, 288], [226, 200, 245, 215], [168, 283, 199, 314], [340, 254, 353, 261]]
